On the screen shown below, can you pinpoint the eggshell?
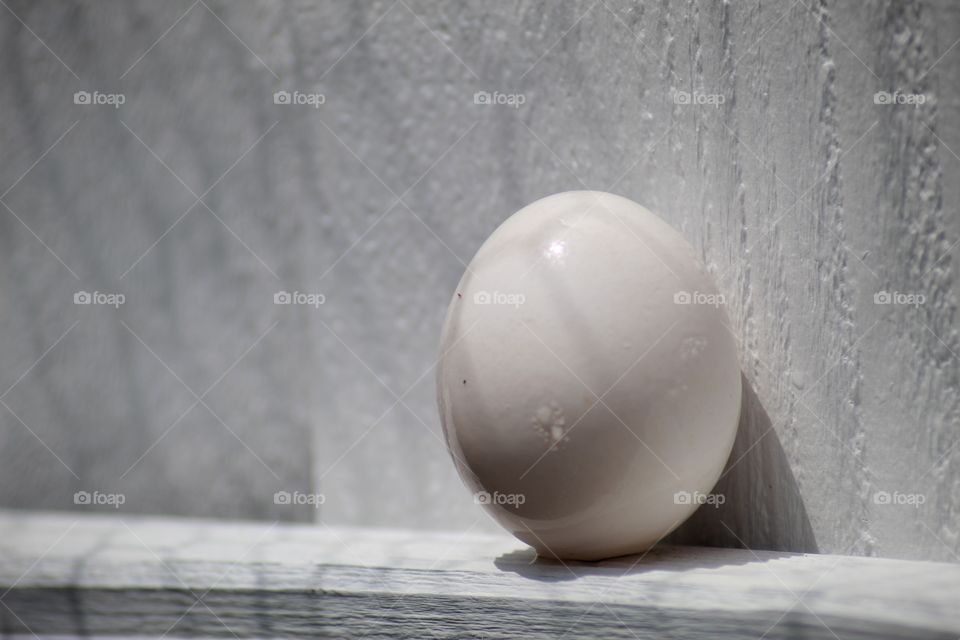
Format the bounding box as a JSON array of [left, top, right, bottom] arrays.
[[437, 191, 741, 561]]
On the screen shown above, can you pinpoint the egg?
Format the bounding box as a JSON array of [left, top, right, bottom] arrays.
[[436, 191, 741, 561]]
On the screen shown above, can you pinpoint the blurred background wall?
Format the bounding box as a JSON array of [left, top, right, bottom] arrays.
[[1, 0, 958, 561]]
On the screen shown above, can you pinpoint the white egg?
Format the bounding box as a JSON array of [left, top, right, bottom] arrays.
[[437, 191, 741, 561]]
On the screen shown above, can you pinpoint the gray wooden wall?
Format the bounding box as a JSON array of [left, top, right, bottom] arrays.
[[1, 0, 958, 562]]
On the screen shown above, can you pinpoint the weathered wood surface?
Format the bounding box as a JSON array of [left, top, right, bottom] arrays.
[[0, 511, 958, 639], [0, 0, 958, 562]]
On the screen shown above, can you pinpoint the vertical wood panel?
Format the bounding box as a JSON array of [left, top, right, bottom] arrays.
[[0, 0, 956, 561]]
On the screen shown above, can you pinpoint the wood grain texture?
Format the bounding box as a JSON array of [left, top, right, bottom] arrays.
[[1, 511, 959, 639], [0, 0, 957, 561]]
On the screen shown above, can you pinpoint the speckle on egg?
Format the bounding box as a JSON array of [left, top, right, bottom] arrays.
[[531, 402, 568, 448]]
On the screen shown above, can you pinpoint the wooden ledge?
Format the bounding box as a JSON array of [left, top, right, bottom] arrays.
[[0, 511, 958, 639]]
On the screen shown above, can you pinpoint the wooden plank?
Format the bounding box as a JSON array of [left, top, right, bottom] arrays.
[[3, 0, 959, 563], [0, 511, 958, 639]]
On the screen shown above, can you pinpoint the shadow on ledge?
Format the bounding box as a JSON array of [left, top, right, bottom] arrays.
[[492, 542, 797, 582], [665, 372, 818, 554]]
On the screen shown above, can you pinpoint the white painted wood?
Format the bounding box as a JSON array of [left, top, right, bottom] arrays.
[[1, 0, 958, 564], [0, 511, 958, 639]]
